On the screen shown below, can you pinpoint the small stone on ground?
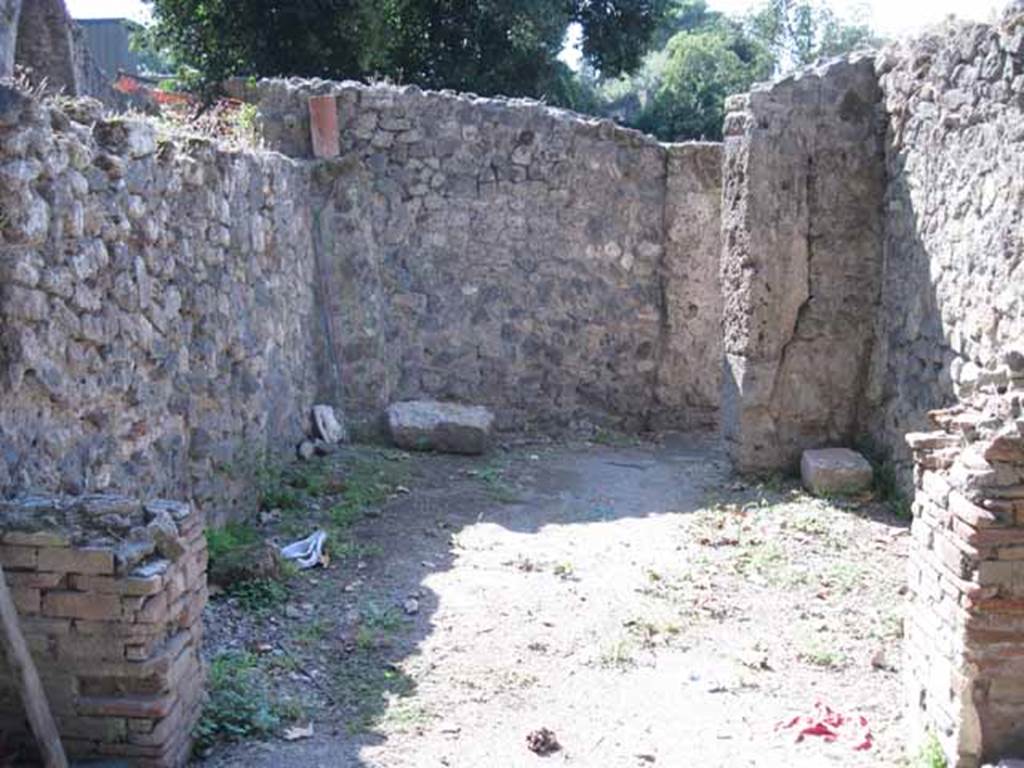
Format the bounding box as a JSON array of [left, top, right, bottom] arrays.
[[313, 404, 348, 444], [526, 727, 561, 755], [801, 448, 873, 496]]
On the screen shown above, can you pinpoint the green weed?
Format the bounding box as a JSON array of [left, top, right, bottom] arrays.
[[234, 102, 260, 145], [228, 578, 290, 614], [798, 639, 845, 669], [553, 561, 576, 580], [915, 730, 947, 768], [194, 651, 300, 750], [206, 522, 259, 563], [475, 464, 522, 504], [205, 522, 272, 587], [295, 618, 332, 646], [591, 428, 639, 447], [598, 637, 637, 670], [328, 456, 406, 531], [624, 617, 681, 648]]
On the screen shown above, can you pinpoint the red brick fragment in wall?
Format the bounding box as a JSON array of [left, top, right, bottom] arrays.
[[309, 95, 339, 158]]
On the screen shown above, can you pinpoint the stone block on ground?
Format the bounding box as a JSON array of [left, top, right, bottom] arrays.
[[386, 400, 495, 455], [312, 404, 348, 444], [800, 448, 873, 496]]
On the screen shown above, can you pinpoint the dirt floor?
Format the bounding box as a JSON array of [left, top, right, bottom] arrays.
[[197, 433, 911, 768]]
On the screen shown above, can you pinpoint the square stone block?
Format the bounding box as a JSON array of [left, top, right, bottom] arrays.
[[800, 448, 873, 496]]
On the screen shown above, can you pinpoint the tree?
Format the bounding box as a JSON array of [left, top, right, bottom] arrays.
[[744, 0, 878, 72], [634, 22, 771, 140], [143, 0, 669, 103], [588, 0, 879, 142]]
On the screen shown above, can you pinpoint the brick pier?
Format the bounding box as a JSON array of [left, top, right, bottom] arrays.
[[904, 392, 1024, 767], [0, 496, 207, 766]]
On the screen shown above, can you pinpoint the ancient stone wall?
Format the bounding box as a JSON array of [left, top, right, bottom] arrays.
[[2, 0, 126, 107], [0, 0, 20, 79], [0, 88, 319, 525], [0, 73, 728, 522], [656, 142, 723, 428], [255, 81, 723, 432], [865, 14, 1024, 480], [13, 0, 78, 94], [719, 56, 886, 472], [0, 495, 206, 766]]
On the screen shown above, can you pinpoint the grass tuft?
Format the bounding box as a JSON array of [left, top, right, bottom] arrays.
[[194, 651, 301, 750]]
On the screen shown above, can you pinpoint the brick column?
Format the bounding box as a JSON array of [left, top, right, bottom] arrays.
[[0, 496, 207, 767], [904, 395, 1024, 767]]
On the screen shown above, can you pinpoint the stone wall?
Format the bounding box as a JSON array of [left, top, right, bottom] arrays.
[[0, 73, 728, 766], [0, 88, 319, 525], [3, 0, 125, 107], [903, 383, 1024, 767], [719, 55, 886, 472], [865, 13, 1024, 480], [256, 80, 723, 432], [0, 0, 20, 79], [0, 495, 206, 767], [13, 0, 77, 94], [0, 73, 729, 523], [656, 142, 723, 427]]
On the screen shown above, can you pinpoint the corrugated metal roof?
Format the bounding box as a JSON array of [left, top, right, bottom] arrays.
[[77, 18, 138, 78]]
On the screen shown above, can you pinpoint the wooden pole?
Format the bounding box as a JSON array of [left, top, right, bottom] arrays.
[[0, 564, 67, 768]]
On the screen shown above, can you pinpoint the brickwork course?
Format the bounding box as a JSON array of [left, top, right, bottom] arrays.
[[0, 496, 206, 766], [904, 379, 1024, 767]]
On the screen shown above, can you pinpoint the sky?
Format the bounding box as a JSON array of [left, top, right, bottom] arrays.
[[67, 0, 1006, 35]]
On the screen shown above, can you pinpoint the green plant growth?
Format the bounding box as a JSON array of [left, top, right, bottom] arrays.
[[328, 455, 408, 533], [296, 618, 332, 646], [322, 598, 417, 732], [591, 428, 640, 447], [194, 651, 301, 750], [598, 636, 638, 670], [206, 520, 295, 597], [206, 521, 265, 586], [234, 102, 259, 145], [258, 468, 304, 512], [253, 457, 346, 513], [147, 0, 669, 106], [915, 730, 948, 768], [228, 578, 290, 614], [476, 464, 522, 504], [206, 521, 260, 563], [798, 638, 845, 669]]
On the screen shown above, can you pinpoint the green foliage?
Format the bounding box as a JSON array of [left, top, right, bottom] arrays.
[[206, 522, 259, 566], [234, 103, 260, 145], [589, 0, 878, 141], [915, 731, 948, 768], [126, 19, 179, 76], [146, 0, 669, 104], [228, 578, 290, 613], [744, 0, 878, 73], [195, 651, 299, 749], [798, 638, 845, 668], [475, 464, 522, 504], [206, 520, 292, 592], [326, 453, 408, 534]]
